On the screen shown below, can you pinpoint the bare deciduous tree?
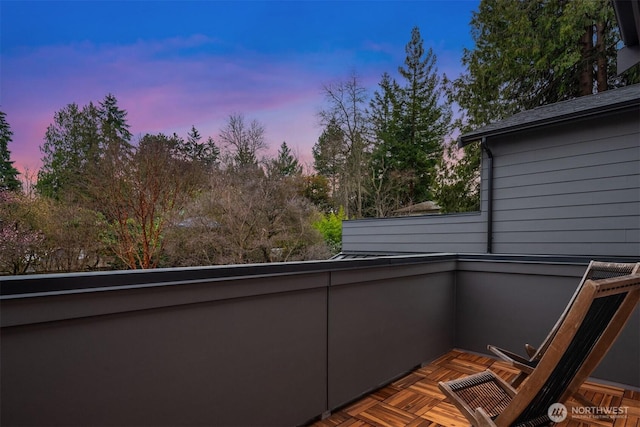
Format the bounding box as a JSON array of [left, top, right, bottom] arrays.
[[163, 168, 329, 266], [218, 114, 267, 169], [318, 72, 370, 218]]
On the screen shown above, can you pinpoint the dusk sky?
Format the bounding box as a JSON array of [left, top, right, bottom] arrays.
[[1, 0, 479, 175]]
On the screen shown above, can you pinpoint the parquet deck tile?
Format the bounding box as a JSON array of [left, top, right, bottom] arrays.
[[419, 401, 470, 427], [581, 382, 625, 398], [345, 397, 381, 417], [620, 398, 640, 417], [624, 389, 640, 400], [371, 385, 402, 401], [407, 378, 446, 400], [383, 389, 441, 416], [422, 366, 465, 383], [392, 372, 427, 390], [454, 352, 494, 367], [488, 359, 521, 375], [404, 417, 435, 427], [355, 402, 416, 427], [441, 359, 488, 375], [336, 418, 376, 427], [309, 350, 640, 427]]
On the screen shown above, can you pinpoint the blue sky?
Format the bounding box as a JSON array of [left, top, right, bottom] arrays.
[[1, 0, 479, 173]]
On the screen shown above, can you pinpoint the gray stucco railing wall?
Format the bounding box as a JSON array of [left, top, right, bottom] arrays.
[[1, 255, 638, 426]]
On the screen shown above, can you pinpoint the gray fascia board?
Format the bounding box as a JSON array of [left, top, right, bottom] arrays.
[[458, 97, 640, 148]]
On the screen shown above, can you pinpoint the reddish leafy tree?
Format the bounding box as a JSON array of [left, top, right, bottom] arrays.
[[0, 191, 44, 274]]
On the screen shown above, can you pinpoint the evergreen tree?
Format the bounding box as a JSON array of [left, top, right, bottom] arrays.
[[432, 141, 480, 213], [37, 94, 133, 201], [395, 26, 451, 205], [0, 111, 22, 192], [449, 0, 637, 130], [270, 141, 302, 177], [36, 102, 101, 200], [312, 118, 347, 208], [181, 126, 220, 168], [367, 73, 407, 216], [440, 0, 639, 214], [98, 93, 132, 151], [366, 27, 451, 213]]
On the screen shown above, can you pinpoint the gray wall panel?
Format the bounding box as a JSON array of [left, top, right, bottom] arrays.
[[1, 287, 328, 427], [328, 270, 455, 408]]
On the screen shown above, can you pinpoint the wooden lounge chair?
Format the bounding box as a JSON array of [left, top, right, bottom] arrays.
[[438, 273, 640, 427], [488, 261, 640, 389]]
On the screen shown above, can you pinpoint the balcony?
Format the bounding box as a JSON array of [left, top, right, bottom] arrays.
[[312, 349, 640, 427], [1, 253, 638, 426]]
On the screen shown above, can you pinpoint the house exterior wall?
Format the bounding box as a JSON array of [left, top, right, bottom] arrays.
[[343, 107, 640, 258], [490, 110, 639, 257]]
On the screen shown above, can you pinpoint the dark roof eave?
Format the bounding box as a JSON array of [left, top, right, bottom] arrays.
[[458, 96, 640, 148]]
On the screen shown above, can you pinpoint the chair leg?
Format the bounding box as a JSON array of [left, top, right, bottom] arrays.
[[475, 408, 498, 427]]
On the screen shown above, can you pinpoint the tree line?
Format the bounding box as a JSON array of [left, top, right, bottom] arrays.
[[1, 95, 330, 273], [1, 0, 637, 274]]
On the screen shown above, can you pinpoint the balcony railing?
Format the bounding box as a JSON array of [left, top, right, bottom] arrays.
[[1, 254, 638, 426]]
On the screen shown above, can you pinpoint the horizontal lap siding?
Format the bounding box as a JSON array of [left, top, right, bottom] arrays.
[[342, 213, 487, 253], [491, 111, 640, 257], [342, 108, 639, 258]]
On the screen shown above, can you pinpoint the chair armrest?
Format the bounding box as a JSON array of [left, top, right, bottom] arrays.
[[487, 345, 536, 374]]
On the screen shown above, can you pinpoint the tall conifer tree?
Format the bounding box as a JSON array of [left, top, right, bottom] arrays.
[[368, 27, 451, 211], [396, 27, 451, 204], [0, 111, 21, 192]]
